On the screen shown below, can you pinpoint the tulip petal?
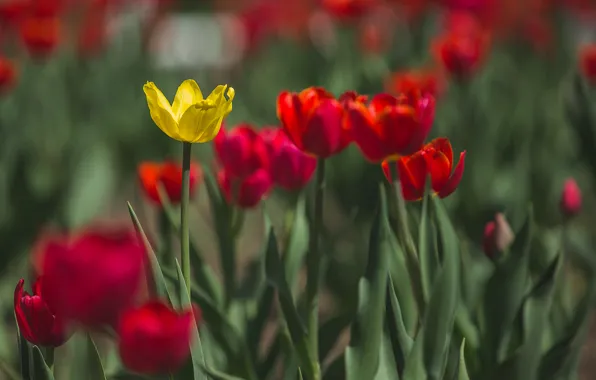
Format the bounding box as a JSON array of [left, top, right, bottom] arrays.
[[303, 99, 345, 157], [172, 79, 203, 120], [369, 93, 399, 117], [138, 162, 162, 204], [438, 151, 466, 198], [426, 137, 453, 169], [380, 106, 424, 156], [349, 102, 387, 162], [143, 82, 181, 140], [423, 149, 451, 193], [277, 91, 305, 150], [397, 153, 427, 201]]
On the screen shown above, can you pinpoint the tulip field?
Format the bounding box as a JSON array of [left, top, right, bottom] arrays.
[[3, 0, 596, 379]]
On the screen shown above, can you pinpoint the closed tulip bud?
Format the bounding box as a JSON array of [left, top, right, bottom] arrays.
[[20, 16, 61, 58], [42, 227, 145, 328], [138, 161, 202, 206], [560, 178, 582, 218], [14, 278, 70, 347], [483, 213, 514, 259], [217, 168, 272, 208], [260, 127, 316, 190], [118, 300, 194, 375], [214, 124, 270, 178]]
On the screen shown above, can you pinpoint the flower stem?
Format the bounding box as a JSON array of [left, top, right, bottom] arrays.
[[389, 162, 425, 318], [181, 142, 192, 294], [306, 158, 325, 377]]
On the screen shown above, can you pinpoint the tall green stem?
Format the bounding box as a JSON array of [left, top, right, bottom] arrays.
[[306, 158, 325, 377], [181, 142, 192, 293], [389, 162, 425, 317]]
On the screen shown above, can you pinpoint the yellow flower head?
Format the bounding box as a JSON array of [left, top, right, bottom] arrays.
[[143, 79, 235, 143]]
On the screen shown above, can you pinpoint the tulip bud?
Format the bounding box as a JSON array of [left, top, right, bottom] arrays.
[[560, 178, 582, 218], [118, 300, 194, 375], [217, 168, 272, 208], [14, 278, 70, 347], [138, 161, 201, 206], [483, 213, 514, 259], [42, 226, 145, 328]]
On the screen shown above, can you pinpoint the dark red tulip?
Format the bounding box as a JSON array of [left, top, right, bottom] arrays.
[[42, 226, 145, 328], [138, 161, 202, 206], [322, 0, 377, 21], [277, 86, 351, 158], [214, 124, 270, 178], [0, 0, 29, 26], [217, 168, 272, 208], [580, 44, 596, 85], [382, 137, 466, 201], [0, 57, 17, 94], [560, 178, 582, 218], [14, 278, 69, 347], [386, 68, 444, 99], [260, 127, 316, 190], [20, 15, 61, 57], [118, 300, 194, 375]]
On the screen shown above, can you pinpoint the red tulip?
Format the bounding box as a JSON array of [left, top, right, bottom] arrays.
[[14, 278, 69, 347], [432, 12, 489, 78], [385, 68, 444, 99], [482, 213, 514, 259], [0, 0, 29, 26], [42, 227, 145, 328], [138, 161, 202, 206], [217, 168, 272, 208], [29, 0, 63, 17], [580, 44, 596, 85], [382, 137, 466, 201], [347, 91, 435, 162], [20, 15, 61, 57], [0, 57, 17, 93], [277, 86, 351, 158], [322, 0, 377, 21], [260, 127, 317, 190], [118, 300, 194, 375], [77, 4, 108, 57], [214, 124, 270, 178], [560, 178, 582, 218]]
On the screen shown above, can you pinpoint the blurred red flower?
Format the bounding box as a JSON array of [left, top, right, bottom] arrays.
[[0, 0, 29, 26], [580, 44, 596, 84], [19, 15, 61, 57], [385, 68, 444, 99], [277, 87, 351, 158], [482, 213, 514, 259], [346, 91, 435, 162], [322, 0, 377, 21], [14, 278, 70, 347], [560, 178, 582, 218], [29, 0, 63, 17], [382, 137, 466, 201], [432, 12, 490, 78], [0, 57, 17, 93], [260, 127, 317, 190], [77, 4, 108, 57], [138, 161, 202, 206], [118, 300, 194, 375], [42, 226, 145, 328], [217, 168, 272, 208], [214, 124, 270, 178]]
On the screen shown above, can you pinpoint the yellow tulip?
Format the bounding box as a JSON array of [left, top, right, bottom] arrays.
[[143, 79, 235, 143]]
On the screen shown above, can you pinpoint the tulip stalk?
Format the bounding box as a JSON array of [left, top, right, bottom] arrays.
[[389, 162, 425, 316], [306, 158, 325, 376], [181, 142, 192, 294]]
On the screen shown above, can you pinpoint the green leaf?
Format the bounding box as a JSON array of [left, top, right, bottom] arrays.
[[0, 356, 20, 380], [67, 334, 106, 380], [345, 185, 390, 380], [157, 184, 223, 306], [264, 226, 316, 380], [174, 260, 207, 380], [480, 206, 533, 363], [387, 234, 418, 335], [421, 197, 460, 380], [86, 335, 107, 380], [284, 195, 309, 296], [127, 202, 173, 302], [15, 315, 30, 380], [298, 368, 304, 380], [31, 346, 53, 380], [201, 365, 247, 380], [401, 330, 426, 380], [457, 340, 470, 380], [418, 192, 436, 302], [318, 314, 353, 363], [386, 275, 413, 377]]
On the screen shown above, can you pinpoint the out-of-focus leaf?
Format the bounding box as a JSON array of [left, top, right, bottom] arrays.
[[174, 260, 207, 380], [264, 226, 316, 380], [67, 334, 106, 380], [66, 143, 116, 228], [401, 330, 425, 380], [457, 340, 470, 380], [127, 202, 173, 303], [0, 356, 20, 380], [16, 316, 30, 380], [345, 186, 390, 380], [420, 197, 460, 380], [480, 206, 533, 363], [386, 275, 413, 378], [201, 366, 246, 380], [387, 231, 418, 335], [284, 195, 309, 297], [31, 346, 53, 380], [318, 313, 353, 363]]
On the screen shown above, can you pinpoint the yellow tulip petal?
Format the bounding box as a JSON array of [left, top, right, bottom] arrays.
[[193, 115, 225, 143], [178, 104, 211, 143], [206, 85, 227, 105], [143, 82, 180, 140], [172, 79, 204, 121], [223, 87, 235, 117]]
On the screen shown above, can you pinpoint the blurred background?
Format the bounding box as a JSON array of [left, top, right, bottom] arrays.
[[1, 0, 596, 378]]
